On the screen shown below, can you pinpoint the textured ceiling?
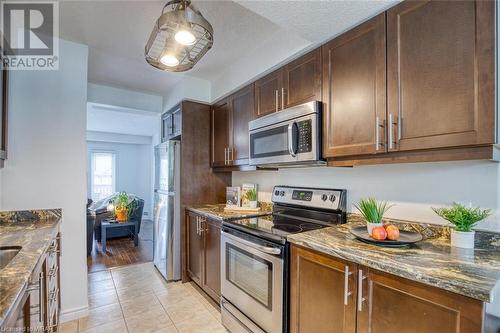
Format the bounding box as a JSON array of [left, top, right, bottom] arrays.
[[60, 0, 400, 98]]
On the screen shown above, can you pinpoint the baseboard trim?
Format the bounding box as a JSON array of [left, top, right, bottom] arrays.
[[59, 305, 89, 323]]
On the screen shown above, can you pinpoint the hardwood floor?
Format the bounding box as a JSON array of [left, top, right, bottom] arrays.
[[87, 219, 154, 273]]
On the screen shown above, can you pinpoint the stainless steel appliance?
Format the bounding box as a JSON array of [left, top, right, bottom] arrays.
[[248, 101, 324, 167], [221, 186, 347, 333], [153, 140, 181, 281]]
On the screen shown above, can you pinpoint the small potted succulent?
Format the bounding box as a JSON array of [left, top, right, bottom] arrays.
[[114, 192, 131, 222], [433, 203, 491, 249], [246, 188, 258, 209], [354, 198, 393, 235]]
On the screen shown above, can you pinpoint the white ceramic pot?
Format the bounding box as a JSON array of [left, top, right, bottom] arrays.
[[450, 230, 475, 249], [366, 222, 383, 235], [249, 201, 258, 209]]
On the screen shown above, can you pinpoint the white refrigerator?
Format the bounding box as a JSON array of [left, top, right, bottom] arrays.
[[153, 140, 181, 281]]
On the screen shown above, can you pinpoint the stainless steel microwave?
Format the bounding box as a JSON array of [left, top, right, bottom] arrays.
[[248, 101, 325, 167]]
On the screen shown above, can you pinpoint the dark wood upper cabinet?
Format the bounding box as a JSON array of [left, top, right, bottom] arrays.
[[357, 267, 484, 333], [230, 84, 254, 165], [254, 69, 282, 118], [202, 218, 221, 301], [254, 49, 322, 119], [322, 14, 386, 158], [283, 49, 322, 109], [211, 99, 231, 167], [387, 0, 495, 152], [290, 245, 357, 333]]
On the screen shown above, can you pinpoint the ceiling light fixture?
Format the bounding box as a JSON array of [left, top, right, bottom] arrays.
[[145, 0, 213, 72]]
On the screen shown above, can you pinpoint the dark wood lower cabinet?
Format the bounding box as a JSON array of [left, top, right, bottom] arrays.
[[290, 245, 484, 333], [187, 213, 203, 286], [186, 211, 221, 303], [202, 218, 221, 301], [290, 245, 357, 333]]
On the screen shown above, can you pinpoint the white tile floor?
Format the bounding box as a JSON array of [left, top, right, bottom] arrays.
[[60, 262, 227, 333]]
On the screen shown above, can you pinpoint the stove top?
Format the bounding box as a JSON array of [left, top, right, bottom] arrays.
[[223, 186, 347, 243]]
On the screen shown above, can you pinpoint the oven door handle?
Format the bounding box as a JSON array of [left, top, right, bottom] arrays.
[[287, 122, 297, 157], [221, 231, 282, 255]]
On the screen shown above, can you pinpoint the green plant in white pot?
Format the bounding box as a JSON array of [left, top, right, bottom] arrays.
[[246, 189, 258, 209], [432, 203, 491, 249], [354, 198, 393, 235]]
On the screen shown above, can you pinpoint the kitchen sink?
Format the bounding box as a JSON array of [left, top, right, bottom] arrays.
[[0, 246, 22, 269]]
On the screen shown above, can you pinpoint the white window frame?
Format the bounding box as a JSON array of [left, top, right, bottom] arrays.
[[89, 150, 117, 201]]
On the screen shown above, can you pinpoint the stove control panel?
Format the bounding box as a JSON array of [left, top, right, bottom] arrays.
[[272, 186, 345, 211]]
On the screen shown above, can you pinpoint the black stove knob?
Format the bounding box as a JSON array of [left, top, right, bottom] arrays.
[[280, 191, 285, 196], [321, 194, 328, 201], [329, 195, 336, 202], [274, 190, 279, 196]]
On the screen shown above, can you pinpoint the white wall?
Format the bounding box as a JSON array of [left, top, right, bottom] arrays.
[[87, 140, 153, 217], [88, 82, 163, 113], [162, 76, 211, 112], [1, 40, 89, 321], [233, 161, 500, 232]]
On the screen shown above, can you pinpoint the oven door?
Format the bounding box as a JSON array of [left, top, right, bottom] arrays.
[[249, 113, 319, 166], [221, 228, 284, 333]]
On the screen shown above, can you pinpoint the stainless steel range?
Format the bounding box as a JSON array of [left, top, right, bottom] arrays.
[[220, 186, 347, 333]]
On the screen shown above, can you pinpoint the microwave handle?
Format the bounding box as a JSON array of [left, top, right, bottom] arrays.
[[287, 122, 297, 157]]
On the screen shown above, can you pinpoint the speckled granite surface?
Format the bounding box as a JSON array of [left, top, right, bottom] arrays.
[[0, 209, 61, 327], [186, 203, 272, 221], [288, 217, 500, 303]]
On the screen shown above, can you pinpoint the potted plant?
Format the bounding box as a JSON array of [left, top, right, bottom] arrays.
[[246, 188, 258, 209], [354, 198, 393, 235], [432, 203, 491, 249], [114, 192, 130, 222]]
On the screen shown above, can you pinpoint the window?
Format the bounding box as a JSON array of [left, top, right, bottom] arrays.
[[90, 152, 116, 201]]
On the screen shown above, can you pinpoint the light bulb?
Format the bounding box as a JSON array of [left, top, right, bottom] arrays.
[[160, 54, 179, 67], [174, 30, 196, 46]]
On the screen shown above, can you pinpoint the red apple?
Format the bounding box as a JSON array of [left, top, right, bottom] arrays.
[[371, 226, 387, 240], [385, 224, 400, 241]]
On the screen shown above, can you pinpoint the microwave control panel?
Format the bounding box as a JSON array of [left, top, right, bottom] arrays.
[[297, 120, 312, 153]]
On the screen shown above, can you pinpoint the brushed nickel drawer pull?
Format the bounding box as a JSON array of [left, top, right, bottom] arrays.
[[281, 88, 285, 109], [275, 90, 279, 112]]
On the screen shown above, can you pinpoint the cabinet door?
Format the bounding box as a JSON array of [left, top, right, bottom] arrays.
[[230, 84, 254, 165], [283, 49, 322, 109], [387, 0, 495, 152], [161, 113, 173, 143], [202, 218, 221, 301], [211, 99, 230, 167], [290, 245, 357, 333], [322, 14, 386, 158], [254, 70, 282, 118], [357, 267, 484, 333], [186, 213, 202, 285]]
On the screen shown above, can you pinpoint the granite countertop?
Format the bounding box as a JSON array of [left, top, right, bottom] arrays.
[[287, 221, 500, 303], [0, 214, 61, 327], [186, 203, 272, 221]]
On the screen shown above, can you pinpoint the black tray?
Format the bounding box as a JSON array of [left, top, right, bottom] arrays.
[[350, 226, 423, 248]]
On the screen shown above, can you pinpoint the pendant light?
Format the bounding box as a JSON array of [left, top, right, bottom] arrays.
[[145, 0, 213, 72]]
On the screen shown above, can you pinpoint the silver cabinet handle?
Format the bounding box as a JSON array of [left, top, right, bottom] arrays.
[[344, 266, 353, 305], [357, 269, 367, 312], [230, 148, 234, 162], [224, 148, 227, 165], [281, 87, 285, 109], [375, 116, 380, 151], [388, 114, 398, 150], [221, 231, 281, 255], [287, 122, 297, 157], [196, 217, 200, 235], [275, 90, 279, 112], [38, 272, 44, 323]]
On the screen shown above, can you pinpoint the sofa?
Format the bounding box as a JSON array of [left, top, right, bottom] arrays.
[[89, 194, 145, 241]]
